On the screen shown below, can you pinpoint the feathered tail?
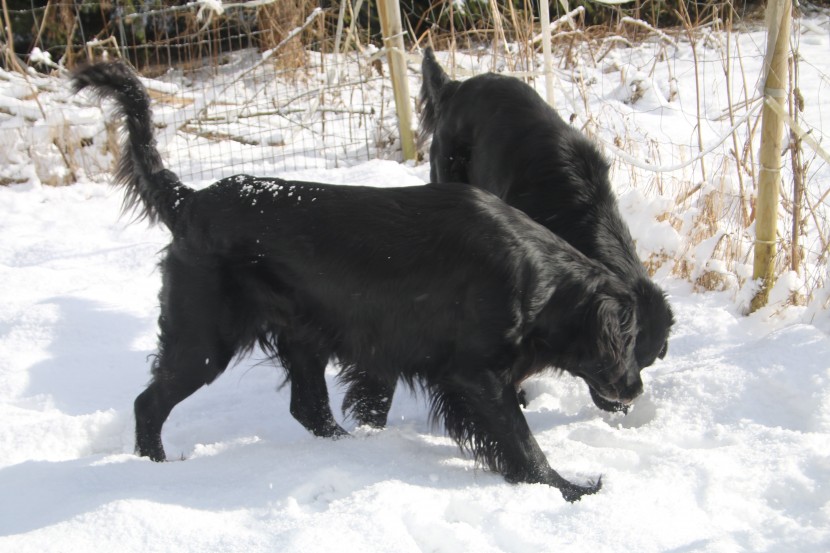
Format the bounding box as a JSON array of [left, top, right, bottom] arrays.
[[72, 61, 191, 230], [419, 47, 455, 143]]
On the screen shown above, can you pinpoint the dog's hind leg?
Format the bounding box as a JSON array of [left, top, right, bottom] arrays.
[[134, 255, 237, 461], [134, 345, 233, 461], [341, 372, 396, 428], [432, 368, 601, 502], [278, 333, 348, 438]]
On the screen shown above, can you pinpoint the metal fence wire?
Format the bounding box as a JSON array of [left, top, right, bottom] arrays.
[[8, 1, 402, 183]]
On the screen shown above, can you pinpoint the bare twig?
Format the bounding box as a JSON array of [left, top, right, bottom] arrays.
[[789, 50, 805, 274], [677, 2, 707, 184]]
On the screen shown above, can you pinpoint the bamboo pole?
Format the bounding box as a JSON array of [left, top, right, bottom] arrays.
[[377, 0, 416, 161], [750, 0, 792, 313]]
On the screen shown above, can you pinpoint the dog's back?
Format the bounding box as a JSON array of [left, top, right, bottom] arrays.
[[420, 63, 625, 270]]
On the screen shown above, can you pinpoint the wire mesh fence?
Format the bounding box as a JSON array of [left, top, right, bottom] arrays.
[[2, 0, 829, 311]]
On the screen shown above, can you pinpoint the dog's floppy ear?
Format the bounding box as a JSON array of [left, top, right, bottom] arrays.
[[589, 293, 635, 366]]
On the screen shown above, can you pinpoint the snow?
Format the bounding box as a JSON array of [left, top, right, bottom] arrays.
[[2, 16, 830, 553]]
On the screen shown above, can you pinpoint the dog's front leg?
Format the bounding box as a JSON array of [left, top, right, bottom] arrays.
[[434, 370, 601, 502]]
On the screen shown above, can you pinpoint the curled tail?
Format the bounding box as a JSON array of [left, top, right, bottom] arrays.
[[419, 47, 456, 144], [72, 61, 191, 230]]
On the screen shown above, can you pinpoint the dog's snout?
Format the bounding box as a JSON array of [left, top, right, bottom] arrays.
[[625, 368, 641, 389], [617, 371, 643, 404]]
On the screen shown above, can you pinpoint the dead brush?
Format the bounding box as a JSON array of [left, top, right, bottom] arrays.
[[255, 0, 317, 72]]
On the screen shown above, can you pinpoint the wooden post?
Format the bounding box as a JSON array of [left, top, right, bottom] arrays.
[[539, 1, 554, 105], [750, 0, 791, 313], [377, 0, 416, 161]]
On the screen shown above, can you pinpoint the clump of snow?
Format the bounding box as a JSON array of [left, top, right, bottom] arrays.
[[28, 47, 56, 69]]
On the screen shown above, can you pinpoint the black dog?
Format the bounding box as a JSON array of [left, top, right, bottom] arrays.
[[419, 48, 674, 412], [73, 61, 645, 502]]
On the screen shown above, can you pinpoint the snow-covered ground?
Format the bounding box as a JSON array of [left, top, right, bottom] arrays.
[[2, 14, 830, 553]]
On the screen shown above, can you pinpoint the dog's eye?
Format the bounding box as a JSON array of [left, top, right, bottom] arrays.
[[658, 342, 668, 359]]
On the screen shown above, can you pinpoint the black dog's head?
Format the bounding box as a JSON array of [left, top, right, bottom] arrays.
[[585, 280, 673, 413], [578, 292, 643, 407], [533, 280, 643, 408]]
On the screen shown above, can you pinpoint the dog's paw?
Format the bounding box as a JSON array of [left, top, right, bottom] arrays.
[[328, 424, 351, 439], [559, 476, 602, 503]]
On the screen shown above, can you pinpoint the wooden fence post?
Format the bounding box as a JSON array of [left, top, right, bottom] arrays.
[[377, 0, 416, 161], [751, 0, 792, 313]]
